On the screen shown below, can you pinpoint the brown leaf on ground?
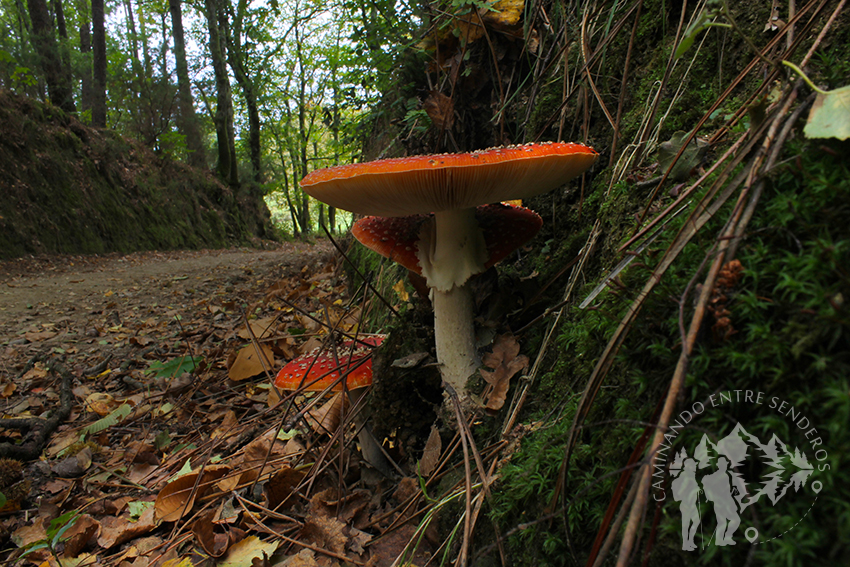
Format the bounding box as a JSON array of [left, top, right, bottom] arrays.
[[228, 343, 274, 381], [62, 513, 100, 557], [264, 465, 306, 510], [97, 506, 157, 549], [84, 392, 120, 416], [154, 465, 230, 522], [305, 392, 348, 434], [238, 317, 279, 340], [212, 409, 240, 440], [192, 509, 231, 558], [367, 524, 430, 567], [111, 535, 164, 566], [300, 514, 347, 555], [310, 488, 372, 528], [418, 425, 441, 478], [479, 334, 529, 411], [280, 548, 319, 567], [10, 516, 47, 549]]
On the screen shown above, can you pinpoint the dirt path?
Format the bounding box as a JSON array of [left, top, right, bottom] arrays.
[[0, 242, 335, 351]]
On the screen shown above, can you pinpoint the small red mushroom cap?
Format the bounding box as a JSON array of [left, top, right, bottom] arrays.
[[352, 203, 543, 275], [274, 336, 385, 393], [301, 142, 597, 217]]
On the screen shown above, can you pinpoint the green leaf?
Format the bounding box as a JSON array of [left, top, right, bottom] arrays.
[[49, 511, 80, 547], [154, 430, 172, 450], [804, 86, 850, 140], [146, 355, 202, 378], [127, 500, 154, 520], [19, 542, 49, 558], [82, 403, 132, 435], [673, 0, 728, 59]]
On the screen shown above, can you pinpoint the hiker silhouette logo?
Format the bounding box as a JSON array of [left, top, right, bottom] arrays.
[[667, 422, 823, 550]]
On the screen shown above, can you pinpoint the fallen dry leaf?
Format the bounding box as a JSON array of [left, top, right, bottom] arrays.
[[216, 535, 279, 567], [423, 90, 454, 131], [62, 513, 101, 557], [238, 316, 279, 340], [154, 465, 231, 522], [279, 548, 318, 566], [84, 392, 120, 416], [479, 334, 528, 411], [299, 514, 347, 555], [228, 343, 274, 381], [304, 391, 348, 434], [97, 506, 157, 549], [418, 425, 442, 477], [192, 509, 231, 558], [264, 465, 306, 510]]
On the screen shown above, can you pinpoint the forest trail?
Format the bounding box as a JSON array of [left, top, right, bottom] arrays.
[[0, 242, 334, 345]]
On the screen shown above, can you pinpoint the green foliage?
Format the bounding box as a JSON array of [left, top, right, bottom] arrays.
[[803, 85, 850, 141], [489, 141, 850, 565], [145, 355, 203, 379], [674, 0, 729, 59], [82, 403, 133, 436], [19, 511, 81, 563]]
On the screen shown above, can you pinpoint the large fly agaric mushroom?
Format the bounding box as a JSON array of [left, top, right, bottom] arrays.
[[275, 335, 393, 476], [300, 142, 597, 398]]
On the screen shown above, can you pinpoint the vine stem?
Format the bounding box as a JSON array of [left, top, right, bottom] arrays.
[[781, 61, 828, 94]]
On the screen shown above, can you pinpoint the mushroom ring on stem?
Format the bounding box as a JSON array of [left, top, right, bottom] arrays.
[[300, 142, 598, 397]]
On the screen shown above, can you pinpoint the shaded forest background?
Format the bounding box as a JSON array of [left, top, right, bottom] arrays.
[[1, 0, 849, 566]]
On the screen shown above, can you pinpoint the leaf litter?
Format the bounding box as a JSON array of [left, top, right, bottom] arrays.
[[0, 242, 444, 566]]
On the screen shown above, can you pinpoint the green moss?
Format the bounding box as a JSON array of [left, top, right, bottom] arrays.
[[0, 91, 272, 259]]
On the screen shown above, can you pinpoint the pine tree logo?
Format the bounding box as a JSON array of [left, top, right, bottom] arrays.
[[669, 423, 821, 550]]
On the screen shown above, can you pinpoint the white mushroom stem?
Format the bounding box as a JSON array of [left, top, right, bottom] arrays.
[[432, 284, 479, 395], [417, 208, 488, 395]]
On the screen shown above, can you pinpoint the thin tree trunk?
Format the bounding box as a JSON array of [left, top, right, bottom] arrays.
[[50, 0, 70, 70], [91, 0, 106, 126], [295, 24, 310, 235], [204, 0, 238, 185], [78, 14, 92, 114], [169, 0, 206, 168], [226, 0, 262, 185], [27, 0, 76, 112]]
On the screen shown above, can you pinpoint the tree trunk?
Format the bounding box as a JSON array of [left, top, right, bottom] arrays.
[[50, 0, 70, 70], [295, 25, 310, 235], [226, 0, 262, 185], [78, 20, 92, 114], [26, 0, 76, 112], [91, 0, 106, 126], [204, 0, 238, 185], [168, 0, 206, 169]]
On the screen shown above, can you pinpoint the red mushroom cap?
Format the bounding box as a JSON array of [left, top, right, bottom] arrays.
[[274, 336, 385, 393], [301, 142, 597, 217], [352, 203, 543, 275]]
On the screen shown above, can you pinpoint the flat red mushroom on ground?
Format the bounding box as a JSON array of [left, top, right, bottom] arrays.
[[274, 335, 393, 476], [273, 335, 385, 394], [301, 142, 598, 400]]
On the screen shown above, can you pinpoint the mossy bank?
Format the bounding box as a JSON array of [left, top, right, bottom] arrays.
[[0, 90, 274, 259]]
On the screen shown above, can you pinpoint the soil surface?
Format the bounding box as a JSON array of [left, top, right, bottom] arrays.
[[0, 241, 334, 351]]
